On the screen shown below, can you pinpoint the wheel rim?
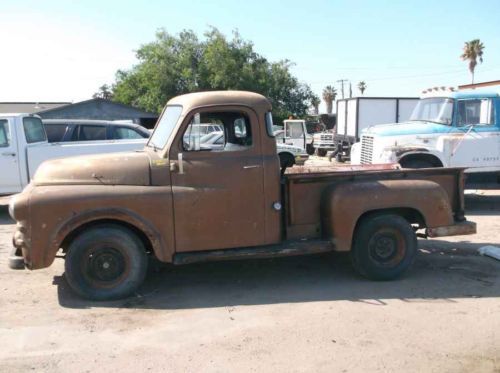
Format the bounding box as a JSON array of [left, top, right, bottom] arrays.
[[368, 228, 405, 266], [82, 247, 129, 287]]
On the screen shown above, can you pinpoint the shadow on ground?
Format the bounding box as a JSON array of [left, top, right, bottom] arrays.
[[55, 243, 499, 310]]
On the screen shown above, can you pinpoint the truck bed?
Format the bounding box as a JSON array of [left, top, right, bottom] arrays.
[[284, 164, 465, 241]]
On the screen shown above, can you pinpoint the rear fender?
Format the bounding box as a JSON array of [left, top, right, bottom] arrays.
[[322, 179, 454, 251]]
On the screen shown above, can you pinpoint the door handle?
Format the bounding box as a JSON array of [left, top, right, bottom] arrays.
[[243, 165, 261, 169], [1, 152, 16, 157]]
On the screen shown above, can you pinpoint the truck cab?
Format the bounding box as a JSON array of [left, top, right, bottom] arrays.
[[351, 90, 500, 177], [9, 91, 476, 300]]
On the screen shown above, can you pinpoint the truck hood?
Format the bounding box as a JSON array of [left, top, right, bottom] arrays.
[[33, 151, 151, 186], [364, 121, 453, 137]]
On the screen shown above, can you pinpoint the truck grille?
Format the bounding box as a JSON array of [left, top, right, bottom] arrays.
[[360, 136, 374, 164], [320, 134, 333, 141]]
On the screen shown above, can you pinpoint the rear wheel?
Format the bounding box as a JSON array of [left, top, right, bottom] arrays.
[[351, 214, 417, 280], [65, 225, 148, 300], [306, 144, 315, 156]]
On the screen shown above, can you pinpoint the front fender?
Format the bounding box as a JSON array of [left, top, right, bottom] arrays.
[[322, 179, 454, 251]]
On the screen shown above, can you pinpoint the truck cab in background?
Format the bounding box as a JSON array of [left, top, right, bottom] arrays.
[[351, 89, 500, 182], [276, 119, 314, 155]]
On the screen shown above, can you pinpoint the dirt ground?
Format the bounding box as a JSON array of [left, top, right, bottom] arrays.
[[0, 191, 499, 373]]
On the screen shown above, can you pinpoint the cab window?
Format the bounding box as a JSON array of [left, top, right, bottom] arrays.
[[23, 117, 47, 143], [113, 127, 146, 139], [44, 123, 69, 142], [457, 99, 495, 126], [0, 120, 8, 147], [183, 111, 252, 152], [74, 125, 107, 141]]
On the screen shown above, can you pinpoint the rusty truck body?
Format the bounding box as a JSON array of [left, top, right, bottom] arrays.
[[9, 91, 476, 300]]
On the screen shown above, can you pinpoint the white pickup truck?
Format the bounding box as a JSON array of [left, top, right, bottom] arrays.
[[0, 114, 147, 195]]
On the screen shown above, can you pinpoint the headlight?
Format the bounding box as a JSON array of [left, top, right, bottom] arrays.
[[8, 195, 17, 220]]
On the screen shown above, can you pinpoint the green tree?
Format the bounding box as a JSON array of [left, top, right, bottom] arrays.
[[93, 84, 113, 100], [322, 85, 337, 114], [310, 94, 321, 115], [461, 39, 485, 84], [112, 28, 314, 122], [357, 81, 367, 95]]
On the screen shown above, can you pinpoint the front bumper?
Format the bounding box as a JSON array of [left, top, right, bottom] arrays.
[[9, 222, 30, 270], [427, 220, 477, 238]]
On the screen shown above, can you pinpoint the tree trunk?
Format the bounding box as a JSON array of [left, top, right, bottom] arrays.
[[326, 101, 332, 114]]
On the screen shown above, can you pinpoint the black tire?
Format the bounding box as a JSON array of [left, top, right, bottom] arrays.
[[317, 149, 327, 157], [279, 152, 295, 169], [400, 159, 436, 169], [65, 225, 148, 301], [351, 214, 417, 281], [306, 144, 315, 156]]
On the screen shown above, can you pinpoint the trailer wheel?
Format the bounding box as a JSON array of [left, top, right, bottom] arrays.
[[64, 224, 148, 301], [351, 214, 417, 280], [317, 149, 327, 157]]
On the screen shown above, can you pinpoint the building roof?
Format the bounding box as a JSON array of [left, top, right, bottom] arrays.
[[0, 102, 70, 114], [36, 98, 159, 118]]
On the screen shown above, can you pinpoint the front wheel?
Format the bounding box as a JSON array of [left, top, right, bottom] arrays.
[[400, 159, 436, 169], [317, 149, 327, 157], [279, 152, 295, 169], [65, 225, 148, 300], [351, 214, 417, 280]]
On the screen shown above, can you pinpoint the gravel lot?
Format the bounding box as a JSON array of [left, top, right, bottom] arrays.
[[0, 191, 499, 372]]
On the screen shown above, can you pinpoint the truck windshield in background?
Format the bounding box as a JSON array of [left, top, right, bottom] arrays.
[[148, 105, 183, 150], [410, 98, 454, 125]]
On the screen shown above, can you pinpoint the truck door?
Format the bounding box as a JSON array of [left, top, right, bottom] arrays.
[[284, 121, 306, 150], [169, 107, 266, 252], [450, 98, 500, 169], [0, 119, 22, 194]]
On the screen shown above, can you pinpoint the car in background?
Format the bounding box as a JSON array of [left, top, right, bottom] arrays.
[[201, 131, 308, 168], [42, 119, 150, 143]]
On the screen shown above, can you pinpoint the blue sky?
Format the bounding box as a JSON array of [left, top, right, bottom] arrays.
[[1, 0, 499, 110]]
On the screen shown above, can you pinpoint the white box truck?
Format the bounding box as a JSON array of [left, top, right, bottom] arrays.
[[334, 97, 418, 162]]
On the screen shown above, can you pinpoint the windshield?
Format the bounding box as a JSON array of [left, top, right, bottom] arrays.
[[148, 105, 183, 150], [410, 98, 454, 125]]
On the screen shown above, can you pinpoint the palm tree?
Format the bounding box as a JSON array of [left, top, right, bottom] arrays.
[[311, 95, 321, 115], [322, 85, 337, 114], [358, 81, 367, 95], [461, 39, 485, 84]]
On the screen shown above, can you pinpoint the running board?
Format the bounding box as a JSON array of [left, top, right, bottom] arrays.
[[173, 239, 334, 265]]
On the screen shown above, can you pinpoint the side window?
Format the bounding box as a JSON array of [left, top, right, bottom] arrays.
[[113, 127, 145, 139], [44, 123, 68, 142], [183, 111, 252, 152], [0, 120, 9, 147], [79, 125, 107, 141], [286, 122, 303, 139], [23, 117, 47, 143], [457, 99, 495, 126]]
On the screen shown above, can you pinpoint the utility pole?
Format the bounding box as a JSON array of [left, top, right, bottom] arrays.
[[337, 79, 348, 99]]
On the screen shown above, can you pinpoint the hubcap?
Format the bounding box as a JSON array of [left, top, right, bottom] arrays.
[[368, 230, 404, 265], [86, 247, 126, 283]]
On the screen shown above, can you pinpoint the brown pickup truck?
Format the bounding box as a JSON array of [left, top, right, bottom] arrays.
[[9, 91, 476, 300]]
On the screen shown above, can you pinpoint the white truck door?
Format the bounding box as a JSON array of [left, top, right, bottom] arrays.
[[284, 121, 306, 150], [0, 119, 22, 194], [449, 98, 500, 170]]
